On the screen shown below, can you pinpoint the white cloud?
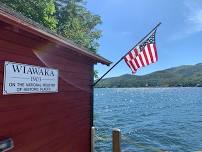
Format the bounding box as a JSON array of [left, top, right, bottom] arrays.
[[187, 10, 202, 32], [185, 0, 202, 33], [170, 0, 202, 41]]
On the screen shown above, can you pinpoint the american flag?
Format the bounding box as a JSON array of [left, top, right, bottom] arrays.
[[124, 30, 158, 74]]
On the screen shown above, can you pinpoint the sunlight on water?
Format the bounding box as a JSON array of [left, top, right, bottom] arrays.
[[94, 88, 202, 152]]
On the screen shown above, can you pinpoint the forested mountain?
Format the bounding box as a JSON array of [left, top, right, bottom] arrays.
[[96, 63, 202, 88]]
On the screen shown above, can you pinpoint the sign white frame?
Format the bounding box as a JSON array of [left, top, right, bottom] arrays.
[[3, 61, 59, 95]]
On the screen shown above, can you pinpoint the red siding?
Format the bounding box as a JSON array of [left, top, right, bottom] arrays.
[[0, 24, 94, 151]]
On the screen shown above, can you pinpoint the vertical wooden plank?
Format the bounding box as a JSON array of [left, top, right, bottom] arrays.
[[0, 13, 99, 151], [112, 128, 121, 152]]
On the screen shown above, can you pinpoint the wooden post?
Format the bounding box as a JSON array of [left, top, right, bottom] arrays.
[[112, 128, 121, 152], [91, 127, 95, 152]]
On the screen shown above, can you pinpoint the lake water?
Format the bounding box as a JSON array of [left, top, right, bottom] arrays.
[[94, 88, 202, 152]]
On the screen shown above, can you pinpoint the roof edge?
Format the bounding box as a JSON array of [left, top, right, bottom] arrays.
[[0, 4, 112, 66]]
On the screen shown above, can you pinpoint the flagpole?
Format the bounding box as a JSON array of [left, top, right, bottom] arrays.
[[93, 22, 161, 86]]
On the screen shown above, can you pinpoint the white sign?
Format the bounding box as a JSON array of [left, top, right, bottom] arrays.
[[3, 61, 59, 95]]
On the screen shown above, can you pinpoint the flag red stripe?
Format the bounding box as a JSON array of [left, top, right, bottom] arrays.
[[134, 48, 139, 56], [153, 43, 158, 61], [129, 60, 137, 72], [131, 49, 136, 58], [141, 52, 147, 66], [129, 52, 133, 60], [142, 49, 149, 65], [138, 54, 145, 67], [124, 58, 131, 67], [134, 58, 140, 68], [131, 59, 138, 70], [147, 44, 154, 63], [124, 58, 136, 73]]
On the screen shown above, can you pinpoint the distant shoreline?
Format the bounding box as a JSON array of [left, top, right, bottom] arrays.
[[95, 63, 202, 88]]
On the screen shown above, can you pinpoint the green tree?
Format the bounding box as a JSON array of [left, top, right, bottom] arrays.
[[1, 0, 102, 52], [56, 0, 102, 52], [1, 0, 57, 30], [1, 0, 102, 78]]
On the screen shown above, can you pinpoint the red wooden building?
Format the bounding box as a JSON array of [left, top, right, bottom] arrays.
[[0, 4, 111, 152]]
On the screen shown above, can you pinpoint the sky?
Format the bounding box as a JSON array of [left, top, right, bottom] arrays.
[[86, 0, 202, 78]]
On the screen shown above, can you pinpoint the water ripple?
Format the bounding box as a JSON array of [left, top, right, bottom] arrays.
[[94, 88, 202, 152]]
